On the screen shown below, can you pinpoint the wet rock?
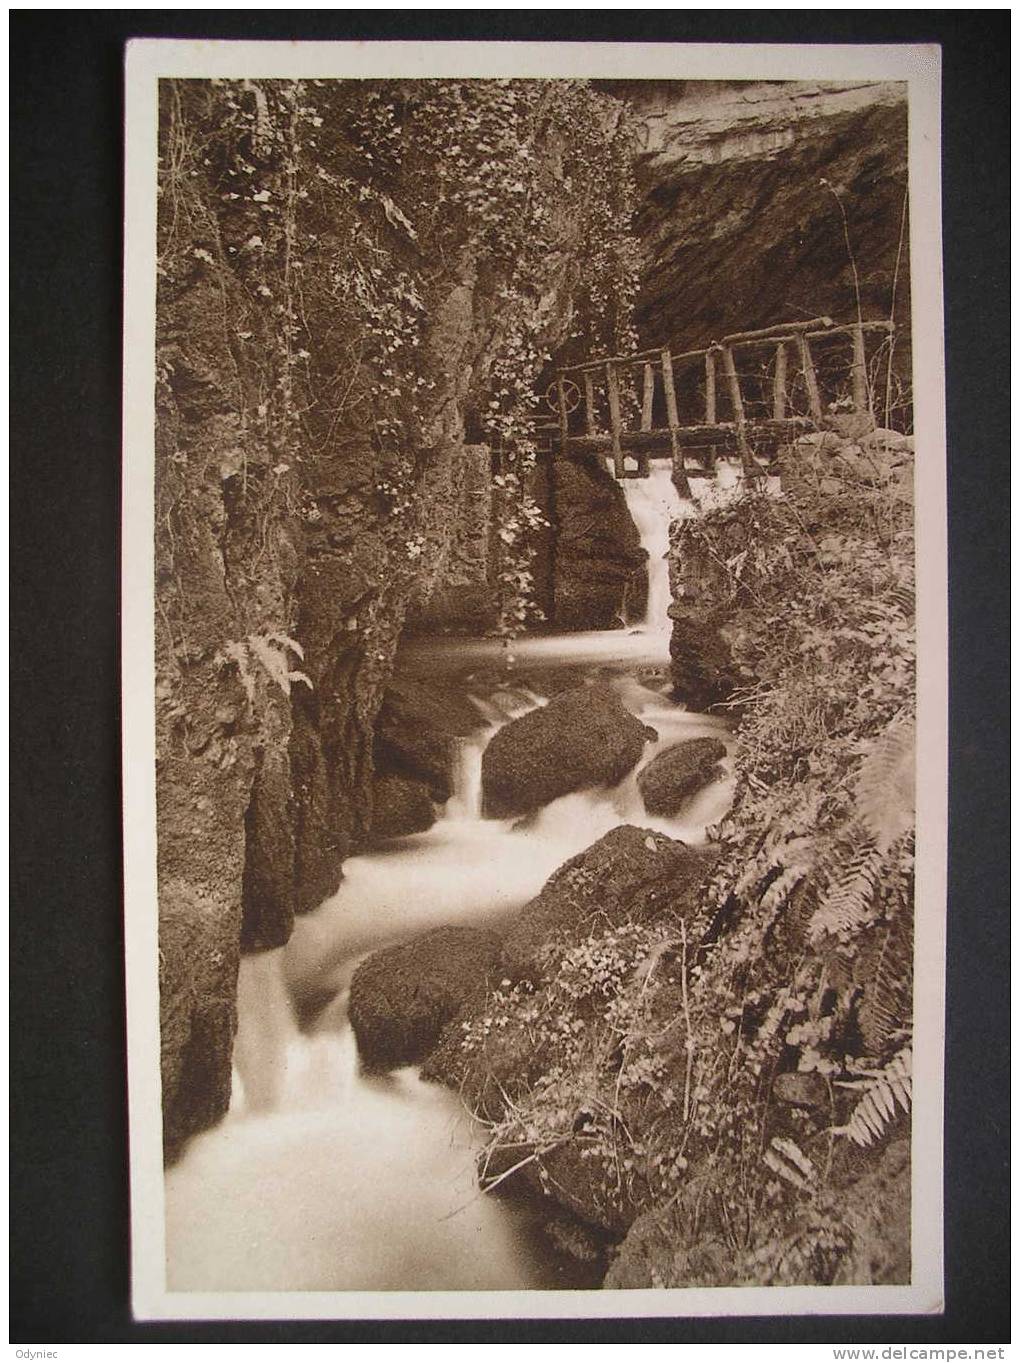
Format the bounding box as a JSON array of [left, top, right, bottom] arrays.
[[289, 707, 346, 915], [370, 773, 435, 841], [531, 454, 648, 630], [637, 737, 727, 816], [240, 744, 297, 951], [374, 675, 483, 802], [527, 1140, 643, 1237], [668, 615, 744, 712], [421, 992, 545, 1118], [543, 1214, 611, 1268], [500, 824, 716, 982], [481, 683, 654, 820], [159, 874, 242, 1162], [667, 514, 751, 709], [348, 926, 502, 1070]]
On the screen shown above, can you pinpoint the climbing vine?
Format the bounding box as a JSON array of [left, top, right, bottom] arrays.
[[157, 77, 640, 635]]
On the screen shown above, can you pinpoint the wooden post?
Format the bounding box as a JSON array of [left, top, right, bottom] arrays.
[[721, 345, 756, 479], [773, 341, 788, 421], [583, 371, 596, 437], [605, 361, 624, 479], [556, 376, 570, 452], [704, 348, 718, 472], [850, 324, 870, 415], [704, 349, 717, 424], [633, 362, 653, 475], [661, 347, 692, 498], [641, 363, 655, 432], [797, 332, 824, 424]]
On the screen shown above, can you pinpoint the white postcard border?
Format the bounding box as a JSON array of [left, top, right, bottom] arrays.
[[123, 38, 946, 1322]]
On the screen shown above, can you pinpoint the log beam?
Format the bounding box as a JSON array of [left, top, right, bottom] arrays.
[[605, 362, 624, 479]]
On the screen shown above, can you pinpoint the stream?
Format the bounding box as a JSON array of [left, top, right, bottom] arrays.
[[164, 462, 739, 1293]]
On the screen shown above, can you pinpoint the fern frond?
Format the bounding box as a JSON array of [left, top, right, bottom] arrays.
[[855, 912, 914, 1054], [890, 584, 915, 619], [760, 860, 812, 915], [221, 634, 314, 704], [245, 634, 314, 698], [809, 842, 886, 942], [265, 630, 305, 661], [763, 1136, 816, 1190], [855, 714, 915, 852], [834, 1046, 912, 1147], [735, 834, 815, 902]]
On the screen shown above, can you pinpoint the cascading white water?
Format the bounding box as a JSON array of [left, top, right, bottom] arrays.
[[619, 461, 691, 634], [164, 470, 738, 1297], [445, 687, 547, 822]]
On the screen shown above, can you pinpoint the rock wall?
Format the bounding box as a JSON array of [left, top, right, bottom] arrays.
[[154, 256, 298, 1157], [532, 453, 648, 630], [410, 444, 648, 635], [154, 80, 635, 1158], [405, 443, 497, 633], [156, 280, 561, 1157], [606, 79, 910, 356]]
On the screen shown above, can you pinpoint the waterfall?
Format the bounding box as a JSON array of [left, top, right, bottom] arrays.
[[618, 462, 690, 634]]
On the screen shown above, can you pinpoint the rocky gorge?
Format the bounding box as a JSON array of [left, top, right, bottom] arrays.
[[156, 75, 915, 1293]]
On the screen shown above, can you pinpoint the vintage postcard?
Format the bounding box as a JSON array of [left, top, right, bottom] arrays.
[[122, 39, 946, 1321]]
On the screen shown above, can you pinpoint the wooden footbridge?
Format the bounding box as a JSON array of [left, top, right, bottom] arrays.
[[545, 316, 896, 495]]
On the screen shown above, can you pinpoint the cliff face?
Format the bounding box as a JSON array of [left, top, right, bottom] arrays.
[[155, 79, 641, 1158], [411, 446, 648, 635], [612, 80, 909, 351], [156, 239, 580, 1158]]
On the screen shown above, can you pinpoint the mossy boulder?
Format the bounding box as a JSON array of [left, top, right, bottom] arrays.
[[637, 737, 727, 817], [526, 1141, 645, 1238], [348, 926, 502, 1070], [480, 684, 654, 820], [500, 824, 715, 983], [530, 453, 649, 630]]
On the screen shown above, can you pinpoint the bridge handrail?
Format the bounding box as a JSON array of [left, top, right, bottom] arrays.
[[558, 317, 894, 376], [550, 315, 900, 489]]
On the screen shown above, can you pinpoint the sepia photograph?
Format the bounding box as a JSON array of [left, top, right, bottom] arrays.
[[120, 39, 949, 1321]]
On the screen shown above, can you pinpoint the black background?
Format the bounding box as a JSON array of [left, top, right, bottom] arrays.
[[10, 10, 1010, 1346]]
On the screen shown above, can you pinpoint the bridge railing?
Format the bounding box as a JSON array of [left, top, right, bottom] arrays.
[[550, 317, 896, 491]]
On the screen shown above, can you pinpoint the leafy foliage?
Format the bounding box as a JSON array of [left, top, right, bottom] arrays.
[[456, 444, 916, 1283], [157, 77, 640, 637], [222, 633, 312, 710], [835, 1047, 912, 1147]]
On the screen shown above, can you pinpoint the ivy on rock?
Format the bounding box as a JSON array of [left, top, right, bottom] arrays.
[[157, 76, 642, 635]]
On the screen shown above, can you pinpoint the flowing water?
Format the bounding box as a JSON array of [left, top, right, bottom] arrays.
[[164, 459, 737, 1294]]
